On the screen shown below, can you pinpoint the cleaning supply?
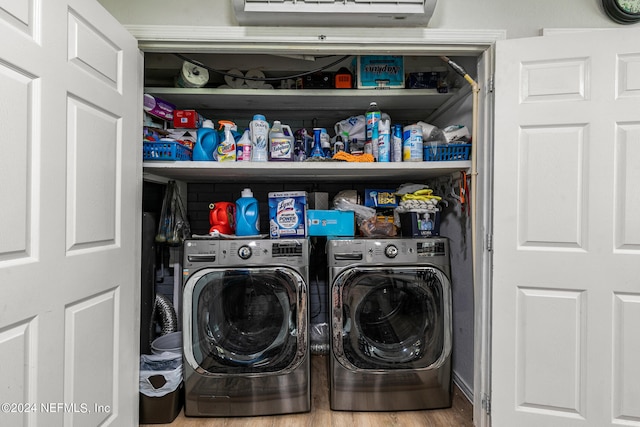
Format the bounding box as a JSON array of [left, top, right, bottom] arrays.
[[193, 120, 217, 161], [236, 129, 252, 161], [392, 124, 403, 162], [365, 101, 381, 154], [235, 188, 260, 236], [310, 128, 325, 158], [208, 202, 236, 235], [215, 123, 237, 162], [403, 124, 423, 162], [249, 114, 269, 162], [268, 121, 294, 161], [377, 118, 390, 162]]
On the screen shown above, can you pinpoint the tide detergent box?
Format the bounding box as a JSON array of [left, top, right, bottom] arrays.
[[269, 191, 308, 238]]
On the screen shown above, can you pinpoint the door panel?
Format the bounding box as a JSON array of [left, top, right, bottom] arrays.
[[0, 0, 141, 425], [493, 29, 640, 427]]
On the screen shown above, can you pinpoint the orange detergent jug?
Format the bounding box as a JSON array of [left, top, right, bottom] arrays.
[[208, 202, 236, 235]]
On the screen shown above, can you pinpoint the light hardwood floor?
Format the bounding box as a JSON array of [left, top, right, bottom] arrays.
[[141, 355, 474, 427]]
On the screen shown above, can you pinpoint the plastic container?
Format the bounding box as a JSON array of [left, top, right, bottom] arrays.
[[249, 114, 269, 162], [310, 128, 325, 158], [215, 123, 237, 162], [268, 121, 294, 161], [193, 120, 217, 161], [143, 141, 192, 161], [235, 188, 260, 236], [403, 124, 423, 162], [236, 129, 252, 161], [377, 118, 390, 162], [151, 331, 183, 355], [365, 101, 381, 151]]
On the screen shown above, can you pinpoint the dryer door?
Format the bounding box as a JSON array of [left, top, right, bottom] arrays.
[[332, 266, 451, 371], [183, 266, 307, 375]]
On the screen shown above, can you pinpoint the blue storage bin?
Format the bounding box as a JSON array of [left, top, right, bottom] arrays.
[[423, 143, 471, 161], [143, 141, 192, 161]]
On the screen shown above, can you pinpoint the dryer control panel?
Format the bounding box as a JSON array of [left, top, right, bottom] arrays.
[[417, 240, 447, 257]]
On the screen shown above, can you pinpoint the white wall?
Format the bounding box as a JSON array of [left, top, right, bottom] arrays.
[[98, 0, 636, 39]]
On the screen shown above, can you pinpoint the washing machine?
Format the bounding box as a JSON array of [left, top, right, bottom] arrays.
[[327, 237, 452, 411], [182, 238, 310, 417]]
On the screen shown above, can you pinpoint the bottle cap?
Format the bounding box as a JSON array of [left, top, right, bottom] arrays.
[[241, 188, 253, 197], [202, 120, 214, 129]]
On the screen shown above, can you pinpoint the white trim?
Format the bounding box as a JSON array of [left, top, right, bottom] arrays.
[[126, 25, 505, 54]]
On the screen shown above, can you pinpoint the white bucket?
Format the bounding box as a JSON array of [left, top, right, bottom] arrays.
[[151, 331, 183, 355]]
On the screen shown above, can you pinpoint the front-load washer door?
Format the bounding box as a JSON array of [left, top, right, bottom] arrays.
[[332, 266, 451, 371], [183, 266, 307, 375]]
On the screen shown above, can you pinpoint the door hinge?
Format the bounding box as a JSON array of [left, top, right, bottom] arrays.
[[486, 233, 493, 252], [482, 393, 491, 415], [487, 75, 495, 93]]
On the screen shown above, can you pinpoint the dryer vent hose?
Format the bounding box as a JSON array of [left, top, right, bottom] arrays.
[[150, 293, 178, 343]]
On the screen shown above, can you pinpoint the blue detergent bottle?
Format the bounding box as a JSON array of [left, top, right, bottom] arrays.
[[193, 120, 217, 161], [235, 188, 260, 236]]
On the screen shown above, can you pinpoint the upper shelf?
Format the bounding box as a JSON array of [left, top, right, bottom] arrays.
[[142, 160, 471, 183], [143, 87, 464, 125]]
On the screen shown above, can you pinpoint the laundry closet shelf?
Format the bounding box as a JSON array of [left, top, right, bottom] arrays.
[[144, 87, 460, 124], [142, 161, 471, 183]]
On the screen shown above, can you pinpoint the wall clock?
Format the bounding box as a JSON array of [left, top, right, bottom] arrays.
[[603, 0, 640, 23]]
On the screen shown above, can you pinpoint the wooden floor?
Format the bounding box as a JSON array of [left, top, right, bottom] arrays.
[[141, 355, 474, 427]]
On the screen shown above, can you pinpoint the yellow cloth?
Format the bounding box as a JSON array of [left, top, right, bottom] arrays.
[[332, 152, 375, 162]]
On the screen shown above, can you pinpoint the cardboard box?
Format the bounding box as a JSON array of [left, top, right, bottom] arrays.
[[173, 110, 203, 128], [357, 56, 404, 89], [399, 211, 441, 237], [143, 94, 175, 121], [269, 191, 308, 238], [363, 189, 398, 208], [307, 210, 355, 237]]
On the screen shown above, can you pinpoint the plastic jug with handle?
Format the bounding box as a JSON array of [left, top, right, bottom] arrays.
[[268, 121, 294, 161], [235, 188, 260, 236], [193, 120, 217, 161], [208, 202, 236, 235]]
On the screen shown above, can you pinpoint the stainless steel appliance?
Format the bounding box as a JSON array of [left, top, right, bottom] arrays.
[[182, 238, 310, 416], [327, 237, 452, 411]]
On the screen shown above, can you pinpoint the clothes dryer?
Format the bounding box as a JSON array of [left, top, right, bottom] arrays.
[[327, 237, 452, 411], [182, 238, 310, 416]]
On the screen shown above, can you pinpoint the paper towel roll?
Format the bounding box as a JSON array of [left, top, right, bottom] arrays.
[[245, 69, 266, 89], [176, 61, 209, 88], [224, 69, 245, 88]]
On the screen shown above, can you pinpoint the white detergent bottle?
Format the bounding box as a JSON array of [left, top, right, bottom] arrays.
[[268, 121, 294, 161], [249, 114, 269, 162]]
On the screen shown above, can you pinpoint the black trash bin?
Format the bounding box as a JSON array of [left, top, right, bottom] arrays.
[[139, 351, 183, 424]]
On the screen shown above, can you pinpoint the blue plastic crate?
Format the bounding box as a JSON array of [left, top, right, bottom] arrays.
[[143, 141, 192, 161], [423, 143, 471, 161]]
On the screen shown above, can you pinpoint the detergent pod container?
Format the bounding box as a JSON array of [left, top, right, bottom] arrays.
[[193, 120, 217, 161], [235, 188, 260, 236], [209, 202, 236, 235]]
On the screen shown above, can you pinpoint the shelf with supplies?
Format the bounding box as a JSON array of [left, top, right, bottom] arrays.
[[143, 87, 464, 126], [142, 160, 471, 183]]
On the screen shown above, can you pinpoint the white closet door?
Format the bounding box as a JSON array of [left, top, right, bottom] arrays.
[[493, 29, 640, 427], [0, 0, 141, 425]]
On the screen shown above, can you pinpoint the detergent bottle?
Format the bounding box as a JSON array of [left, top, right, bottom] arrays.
[[249, 114, 269, 162], [236, 129, 252, 161], [268, 121, 294, 161], [193, 120, 217, 161], [235, 188, 260, 236], [215, 123, 237, 162]]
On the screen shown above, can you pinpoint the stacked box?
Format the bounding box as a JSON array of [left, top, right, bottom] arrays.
[[399, 211, 441, 237], [269, 191, 308, 238], [363, 189, 399, 208], [307, 210, 355, 237]]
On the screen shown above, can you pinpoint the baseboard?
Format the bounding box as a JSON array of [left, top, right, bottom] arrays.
[[452, 370, 473, 403]]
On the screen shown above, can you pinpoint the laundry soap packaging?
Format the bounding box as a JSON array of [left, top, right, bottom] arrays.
[[268, 191, 307, 239]]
